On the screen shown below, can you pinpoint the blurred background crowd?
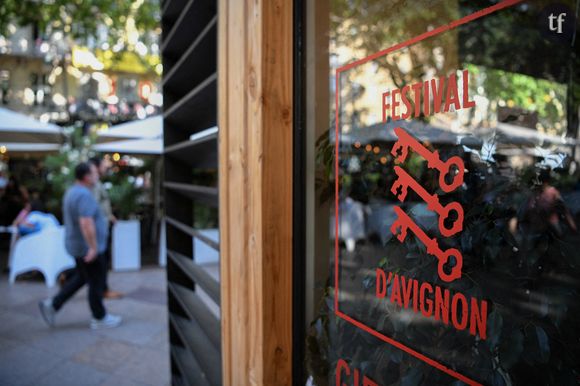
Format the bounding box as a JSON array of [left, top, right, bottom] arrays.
[[0, 0, 163, 268]]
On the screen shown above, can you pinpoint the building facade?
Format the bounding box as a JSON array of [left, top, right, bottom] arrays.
[[0, 25, 162, 127]]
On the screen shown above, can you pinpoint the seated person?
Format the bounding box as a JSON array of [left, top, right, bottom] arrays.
[[13, 203, 59, 236]]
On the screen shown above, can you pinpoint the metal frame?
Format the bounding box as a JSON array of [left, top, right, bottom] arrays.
[[292, 0, 307, 385]]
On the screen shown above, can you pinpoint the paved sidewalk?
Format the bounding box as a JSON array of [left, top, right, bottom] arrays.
[[0, 268, 170, 386]]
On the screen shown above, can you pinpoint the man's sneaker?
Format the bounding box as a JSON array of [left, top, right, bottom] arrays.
[[90, 314, 122, 330], [38, 298, 56, 328]]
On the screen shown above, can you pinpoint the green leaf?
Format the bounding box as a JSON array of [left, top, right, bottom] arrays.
[[401, 366, 423, 386], [499, 329, 523, 369], [535, 326, 550, 363], [486, 310, 503, 349]]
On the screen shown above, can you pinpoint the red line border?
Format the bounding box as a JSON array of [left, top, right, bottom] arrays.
[[334, 1, 523, 385]]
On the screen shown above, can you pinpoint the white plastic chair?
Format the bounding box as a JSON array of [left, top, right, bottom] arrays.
[[9, 226, 76, 288]]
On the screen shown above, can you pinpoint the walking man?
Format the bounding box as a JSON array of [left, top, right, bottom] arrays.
[[39, 162, 122, 329]]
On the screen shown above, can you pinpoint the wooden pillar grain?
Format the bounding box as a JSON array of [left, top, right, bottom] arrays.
[[218, 0, 293, 385]]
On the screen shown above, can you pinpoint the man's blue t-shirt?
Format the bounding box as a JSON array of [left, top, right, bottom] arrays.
[[63, 184, 109, 257]]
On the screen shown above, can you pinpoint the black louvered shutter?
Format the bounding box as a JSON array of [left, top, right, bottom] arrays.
[[161, 0, 220, 385]]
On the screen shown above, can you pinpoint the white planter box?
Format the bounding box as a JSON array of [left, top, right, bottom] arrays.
[[112, 220, 141, 271], [192, 228, 219, 265]]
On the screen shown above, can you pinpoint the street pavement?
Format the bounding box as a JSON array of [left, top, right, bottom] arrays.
[[0, 268, 170, 386]]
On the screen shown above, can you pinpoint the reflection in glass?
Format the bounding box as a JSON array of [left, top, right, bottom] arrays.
[[305, 1, 580, 385]]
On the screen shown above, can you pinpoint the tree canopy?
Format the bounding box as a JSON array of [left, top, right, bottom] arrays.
[[0, 0, 160, 46]]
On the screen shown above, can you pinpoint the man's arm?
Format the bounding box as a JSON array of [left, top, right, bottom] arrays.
[[12, 206, 30, 226], [79, 216, 98, 262]]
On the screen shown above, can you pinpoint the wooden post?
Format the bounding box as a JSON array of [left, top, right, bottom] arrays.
[[218, 0, 293, 385]]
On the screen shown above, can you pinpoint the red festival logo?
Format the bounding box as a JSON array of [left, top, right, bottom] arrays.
[[333, 2, 523, 384], [389, 127, 464, 282]]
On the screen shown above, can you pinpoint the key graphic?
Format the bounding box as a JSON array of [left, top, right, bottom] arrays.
[[390, 206, 463, 282], [391, 127, 464, 192], [391, 166, 464, 237]]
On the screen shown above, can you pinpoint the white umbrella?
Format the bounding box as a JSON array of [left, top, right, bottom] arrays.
[[92, 138, 163, 155], [0, 107, 63, 143], [97, 116, 163, 143], [94, 115, 165, 154], [0, 142, 61, 158]]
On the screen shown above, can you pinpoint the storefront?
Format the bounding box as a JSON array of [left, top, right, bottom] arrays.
[[162, 0, 579, 385]]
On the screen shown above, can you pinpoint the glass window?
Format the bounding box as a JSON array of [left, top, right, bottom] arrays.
[[303, 1, 580, 385]]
